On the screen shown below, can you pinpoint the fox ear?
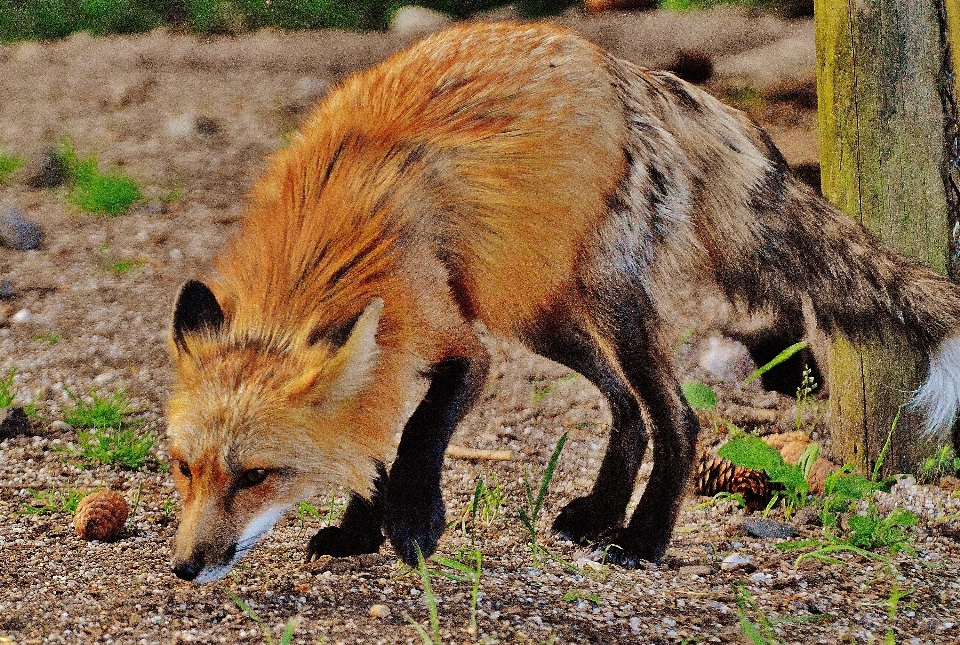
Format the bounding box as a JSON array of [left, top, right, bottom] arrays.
[[321, 297, 384, 405], [172, 280, 225, 353]]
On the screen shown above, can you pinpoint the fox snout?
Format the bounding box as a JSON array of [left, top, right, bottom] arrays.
[[171, 541, 238, 582]]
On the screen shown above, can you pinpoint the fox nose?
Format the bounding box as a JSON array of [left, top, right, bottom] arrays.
[[172, 559, 202, 581]]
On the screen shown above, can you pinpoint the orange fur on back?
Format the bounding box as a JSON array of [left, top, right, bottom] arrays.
[[213, 22, 626, 342]]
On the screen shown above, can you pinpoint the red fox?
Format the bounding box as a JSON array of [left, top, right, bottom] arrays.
[[167, 22, 960, 583]]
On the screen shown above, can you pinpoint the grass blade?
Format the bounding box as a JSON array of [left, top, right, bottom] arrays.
[[533, 432, 568, 519], [742, 341, 808, 386]]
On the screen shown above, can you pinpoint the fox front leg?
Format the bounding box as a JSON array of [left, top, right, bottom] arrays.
[[384, 356, 487, 566], [306, 355, 488, 566], [306, 466, 387, 560]]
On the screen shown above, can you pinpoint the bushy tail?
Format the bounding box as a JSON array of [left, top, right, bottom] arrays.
[[611, 63, 960, 439], [733, 179, 960, 439]]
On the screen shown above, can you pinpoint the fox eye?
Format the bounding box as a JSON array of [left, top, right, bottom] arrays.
[[177, 461, 192, 480], [237, 468, 269, 489]]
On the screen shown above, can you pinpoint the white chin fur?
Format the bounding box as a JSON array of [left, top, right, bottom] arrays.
[[193, 564, 234, 584], [912, 333, 960, 438], [191, 506, 287, 584]]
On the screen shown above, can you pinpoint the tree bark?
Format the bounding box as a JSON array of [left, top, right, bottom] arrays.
[[815, 0, 957, 474]]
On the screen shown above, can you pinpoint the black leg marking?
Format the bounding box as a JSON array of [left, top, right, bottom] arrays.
[[306, 465, 387, 560], [384, 355, 488, 566], [593, 297, 700, 566], [524, 314, 649, 545]]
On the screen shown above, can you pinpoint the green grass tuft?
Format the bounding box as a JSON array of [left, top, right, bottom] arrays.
[[519, 432, 568, 566], [62, 388, 135, 429], [226, 588, 299, 645], [0, 0, 163, 41], [19, 487, 90, 515], [32, 333, 63, 345], [404, 545, 442, 645], [55, 140, 142, 216], [0, 366, 37, 416], [734, 583, 787, 645], [0, 0, 587, 42], [531, 373, 578, 403], [68, 159, 142, 216], [60, 426, 156, 469], [57, 388, 156, 469], [0, 367, 18, 408], [106, 257, 147, 275], [660, 0, 779, 11], [917, 445, 960, 484], [0, 151, 26, 184]]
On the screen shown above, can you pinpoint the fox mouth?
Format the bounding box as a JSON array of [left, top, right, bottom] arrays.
[[189, 533, 262, 583], [173, 507, 287, 583]]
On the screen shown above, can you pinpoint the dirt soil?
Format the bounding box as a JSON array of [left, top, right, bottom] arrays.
[[1, 6, 958, 645]]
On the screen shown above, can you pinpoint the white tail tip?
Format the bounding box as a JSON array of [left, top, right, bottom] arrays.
[[912, 333, 960, 439]]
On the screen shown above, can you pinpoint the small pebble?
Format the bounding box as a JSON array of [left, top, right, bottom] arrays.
[[0, 280, 15, 300], [790, 506, 821, 526], [0, 203, 44, 250], [166, 114, 195, 138], [47, 420, 74, 433], [576, 557, 603, 572], [721, 553, 752, 571], [10, 309, 32, 324], [678, 564, 712, 577]]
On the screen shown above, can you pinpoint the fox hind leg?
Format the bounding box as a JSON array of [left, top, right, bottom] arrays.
[[524, 309, 651, 544], [591, 292, 700, 566], [534, 280, 700, 565]]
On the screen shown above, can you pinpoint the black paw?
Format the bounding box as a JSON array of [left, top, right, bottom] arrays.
[[552, 495, 624, 545], [590, 528, 667, 568], [306, 525, 385, 561], [385, 488, 446, 567]]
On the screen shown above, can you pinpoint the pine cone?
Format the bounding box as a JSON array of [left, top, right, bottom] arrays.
[[693, 453, 773, 512], [74, 490, 129, 542]]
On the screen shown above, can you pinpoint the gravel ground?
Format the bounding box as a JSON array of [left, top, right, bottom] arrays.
[[1, 7, 959, 644]]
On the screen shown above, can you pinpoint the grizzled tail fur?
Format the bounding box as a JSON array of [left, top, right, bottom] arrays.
[[735, 178, 960, 439], [608, 59, 960, 441]]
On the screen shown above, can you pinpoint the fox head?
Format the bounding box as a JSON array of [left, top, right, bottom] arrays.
[[166, 280, 385, 583]]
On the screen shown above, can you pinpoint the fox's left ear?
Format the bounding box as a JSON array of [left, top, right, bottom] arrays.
[[294, 297, 384, 406], [172, 280, 225, 353]]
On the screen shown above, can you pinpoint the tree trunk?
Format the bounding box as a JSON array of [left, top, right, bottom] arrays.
[[815, 0, 958, 474]]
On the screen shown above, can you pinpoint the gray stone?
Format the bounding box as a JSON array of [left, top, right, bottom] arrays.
[[742, 517, 800, 539], [0, 406, 30, 438], [720, 553, 752, 571], [390, 6, 452, 38], [26, 147, 69, 189], [0, 203, 43, 250], [47, 420, 74, 433]]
